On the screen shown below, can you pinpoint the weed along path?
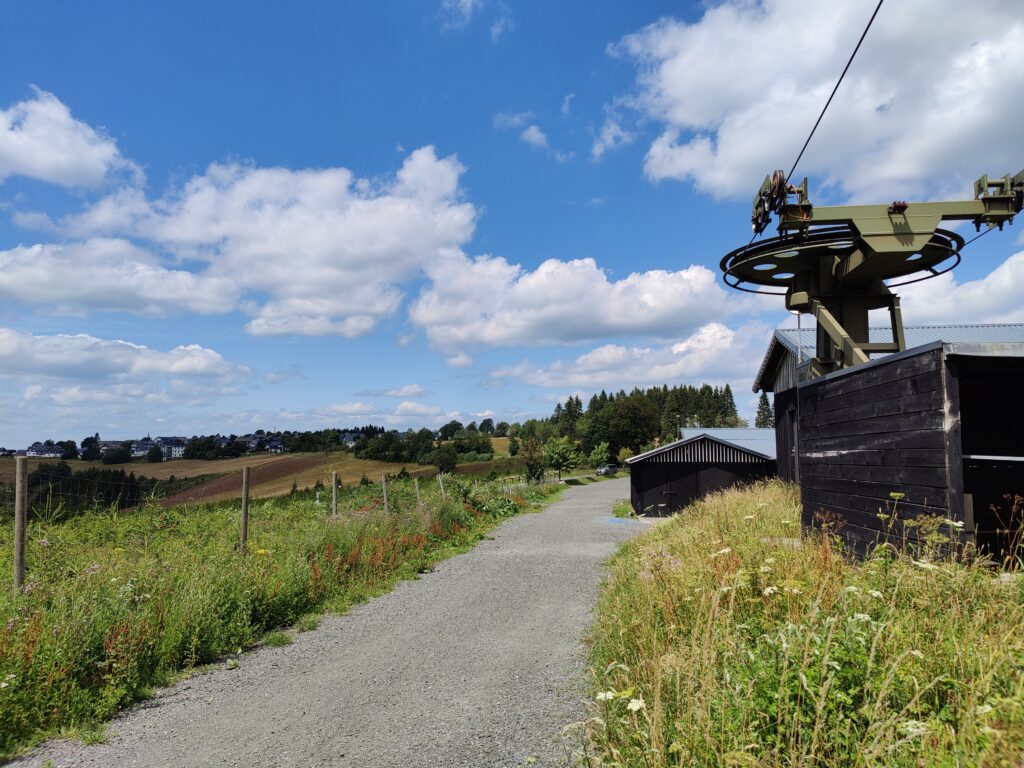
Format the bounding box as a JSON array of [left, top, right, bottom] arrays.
[[12, 478, 649, 768]]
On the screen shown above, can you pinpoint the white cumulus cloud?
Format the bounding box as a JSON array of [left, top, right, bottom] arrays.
[[0, 88, 140, 187], [409, 250, 744, 353], [490, 321, 773, 390], [385, 384, 428, 398], [15, 144, 476, 336], [520, 125, 548, 149], [899, 251, 1024, 325], [613, 0, 1024, 200]]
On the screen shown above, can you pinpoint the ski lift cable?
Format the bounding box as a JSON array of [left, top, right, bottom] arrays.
[[785, 0, 886, 185]]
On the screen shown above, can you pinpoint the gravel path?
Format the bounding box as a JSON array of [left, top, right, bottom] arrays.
[[10, 477, 650, 768]]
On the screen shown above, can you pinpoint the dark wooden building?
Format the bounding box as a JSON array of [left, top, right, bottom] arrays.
[[626, 430, 777, 516], [754, 325, 1024, 556]]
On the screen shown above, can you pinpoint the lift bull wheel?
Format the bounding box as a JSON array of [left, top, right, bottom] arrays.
[[721, 170, 1023, 376]]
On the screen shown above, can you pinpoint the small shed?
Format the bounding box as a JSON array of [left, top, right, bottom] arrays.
[[755, 327, 1024, 557], [626, 429, 777, 516], [754, 323, 1024, 484]]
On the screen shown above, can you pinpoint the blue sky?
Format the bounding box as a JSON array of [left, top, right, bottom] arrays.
[[0, 0, 1022, 447]]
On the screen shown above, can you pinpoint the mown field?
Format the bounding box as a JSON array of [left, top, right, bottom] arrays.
[[586, 481, 1024, 767], [0, 475, 561, 758]]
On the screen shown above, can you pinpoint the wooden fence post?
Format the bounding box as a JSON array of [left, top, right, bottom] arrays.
[[382, 474, 389, 514], [331, 471, 338, 517], [239, 466, 250, 551], [414, 477, 421, 507], [14, 457, 27, 590]]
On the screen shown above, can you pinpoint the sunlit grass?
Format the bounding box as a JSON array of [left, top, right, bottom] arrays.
[[0, 476, 561, 758], [584, 480, 1024, 767]]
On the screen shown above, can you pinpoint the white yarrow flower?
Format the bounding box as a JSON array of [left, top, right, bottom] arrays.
[[596, 691, 615, 702], [627, 698, 645, 712], [763, 586, 779, 596], [899, 719, 931, 737], [868, 590, 884, 599]]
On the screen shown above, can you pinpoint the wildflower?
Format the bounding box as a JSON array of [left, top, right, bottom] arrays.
[[627, 698, 645, 712], [898, 720, 930, 737], [711, 547, 732, 559], [83, 563, 100, 576], [759, 566, 772, 574], [596, 691, 615, 702], [763, 557, 776, 565], [844, 586, 860, 594], [22, 581, 38, 594], [868, 590, 884, 599], [977, 704, 994, 715], [913, 560, 939, 571], [889, 492, 906, 501], [850, 613, 871, 623], [38, 538, 49, 549], [763, 586, 778, 596], [0, 682, 7, 689], [719, 586, 733, 594], [255, 548, 270, 556], [943, 519, 965, 529], [784, 586, 803, 595]]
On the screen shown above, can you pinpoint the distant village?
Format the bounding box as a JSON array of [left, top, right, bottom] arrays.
[[0, 428, 372, 462]]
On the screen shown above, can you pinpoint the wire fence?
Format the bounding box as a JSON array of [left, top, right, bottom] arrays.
[[1, 459, 543, 590]]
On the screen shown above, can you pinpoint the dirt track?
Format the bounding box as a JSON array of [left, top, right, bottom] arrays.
[[11, 478, 649, 768]]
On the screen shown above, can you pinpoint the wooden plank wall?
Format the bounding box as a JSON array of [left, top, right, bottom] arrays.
[[630, 462, 775, 517], [797, 348, 955, 556]]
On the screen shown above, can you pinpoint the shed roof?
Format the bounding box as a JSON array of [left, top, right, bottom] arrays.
[[754, 323, 1024, 392], [627, 430, 775, 465], [680, 428, 777, 459]]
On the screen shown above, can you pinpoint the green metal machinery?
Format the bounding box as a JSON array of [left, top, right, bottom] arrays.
[[721, 170, 1024, 376]]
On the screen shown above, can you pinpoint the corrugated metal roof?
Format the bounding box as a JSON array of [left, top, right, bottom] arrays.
[[682, 428, 777, 459], [628, 429, 776, 464], [775, 323, 1024, 361]]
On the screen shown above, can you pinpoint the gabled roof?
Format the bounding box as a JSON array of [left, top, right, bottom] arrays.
[[627, 430, 775, 465], [680, 428, 777, 459], [754, 323, 1024, 392]]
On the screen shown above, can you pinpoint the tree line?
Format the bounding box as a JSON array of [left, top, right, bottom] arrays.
[[512, 383, 748, 460]]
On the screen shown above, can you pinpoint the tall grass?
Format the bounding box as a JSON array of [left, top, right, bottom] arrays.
[[585, 480, 1024, 767], [0, 476, 560, 757]]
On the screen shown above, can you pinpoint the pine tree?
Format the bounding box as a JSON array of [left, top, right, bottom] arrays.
[[755, 391, 775, 428]]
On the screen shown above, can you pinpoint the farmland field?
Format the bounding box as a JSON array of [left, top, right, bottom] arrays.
[[0, 454, 436, 507]]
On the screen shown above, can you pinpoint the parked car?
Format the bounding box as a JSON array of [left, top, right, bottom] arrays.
[[596, 463, 618, 476]]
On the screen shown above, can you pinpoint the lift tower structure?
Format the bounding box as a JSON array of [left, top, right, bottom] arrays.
[[721, 170, 1024, 377]]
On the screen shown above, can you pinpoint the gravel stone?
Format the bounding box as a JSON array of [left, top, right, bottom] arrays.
[[9, 478, 649, 768]]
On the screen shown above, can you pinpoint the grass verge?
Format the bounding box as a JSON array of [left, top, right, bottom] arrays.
[[0, 475, 561, 758], [584, 479, 1024, 767]]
